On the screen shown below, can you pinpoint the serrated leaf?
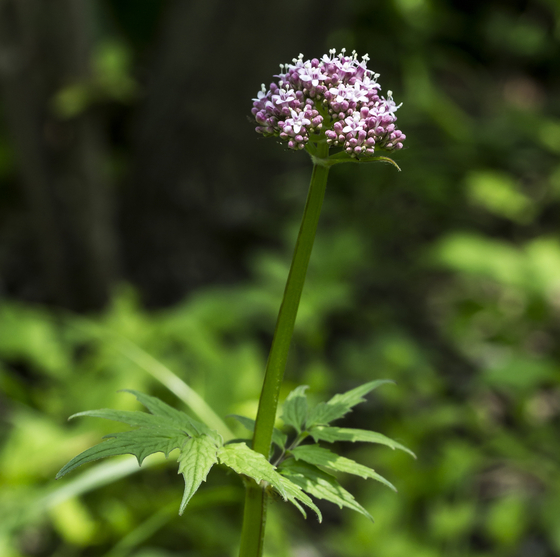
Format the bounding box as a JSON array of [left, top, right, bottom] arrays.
[[289, 444, 397, 492], [306, 380, 393, 427], [122, 390, 209, 438], [275, 474, 322, 522], [218, 443, 287, 497], [56, 428, 187, 478], [177, 435, 218, 514], [217, 443, 321, 520], [281, 386, 309, 433], [229, 415, 287, 449], [57, 391, 223, 480], [308, 426, 415, 458], [279, 459, 373, 521], [70, 409, 188, 432]]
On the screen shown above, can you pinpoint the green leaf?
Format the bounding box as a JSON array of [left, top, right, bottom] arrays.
[[56, 428, 187, 478], [281, 385, 309, 433], [122, 390, 211, 439], [57, 391, 222, 479], [218, 443, 287, 495], [308, 426, 416, 458], [306, 380, 393, 427], [177, 435, 219, 514], [289, 444, 397, 492], [229, 415, 287, 449], [279, 459, 373, 521], [217, 443, 321, 520], [70, 409, 189, 432], [275, 474, 322, 522], [326, 152, 401, 171]]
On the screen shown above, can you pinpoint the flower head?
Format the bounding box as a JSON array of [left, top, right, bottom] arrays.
[[252, 49, 405, 159]]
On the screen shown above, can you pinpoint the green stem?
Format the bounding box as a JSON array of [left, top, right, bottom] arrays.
[[238, 482, 268, 557], [238, 142, 330, 557], [253, 153, 329, 458]]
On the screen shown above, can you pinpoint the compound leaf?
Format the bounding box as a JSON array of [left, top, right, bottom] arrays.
[[56, 428, 187, 478], [289, 444, 396, 492], [57, 391, 222, 481], [177, 435, 219, 514], [70, 409, 187, 431], [308, 426, 415, 458], [281, 386, 309, 433], [275, 474, 322, 522], [217, 443, 321, 520], [279, 459, 373, 521], [306, 380, 393, 427], [218, 443, 287, 496], [121, 390, 210, 438]]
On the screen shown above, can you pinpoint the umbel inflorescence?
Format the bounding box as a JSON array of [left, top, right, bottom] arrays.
[[252, 49, 405, 159]]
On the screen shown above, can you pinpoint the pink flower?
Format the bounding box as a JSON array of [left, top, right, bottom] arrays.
[[252, 50, 405, 157]]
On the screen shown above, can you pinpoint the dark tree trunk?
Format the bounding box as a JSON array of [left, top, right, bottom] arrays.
[[0, 0, 118, 310], [121, 0, 344, 306]]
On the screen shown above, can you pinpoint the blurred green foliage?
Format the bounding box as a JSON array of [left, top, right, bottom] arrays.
[[1, 218, 559, 556], [51, 39, 137, 119], [1, 0, 560, 556]]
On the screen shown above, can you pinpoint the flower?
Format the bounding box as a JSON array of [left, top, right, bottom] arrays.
[[251, 49, 405, 158]]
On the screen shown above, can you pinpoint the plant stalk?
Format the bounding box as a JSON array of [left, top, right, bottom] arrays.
[[238, 482, 268, 557], [238, 142, 330, 557]]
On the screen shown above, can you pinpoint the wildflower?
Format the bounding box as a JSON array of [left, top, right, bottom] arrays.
[[251, 49, 405, 159]]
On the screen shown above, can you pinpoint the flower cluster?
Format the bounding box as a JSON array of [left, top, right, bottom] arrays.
[[251, 49, 405, 158]]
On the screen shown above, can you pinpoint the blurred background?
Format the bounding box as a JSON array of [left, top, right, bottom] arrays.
[[0, 0, 559, 556]]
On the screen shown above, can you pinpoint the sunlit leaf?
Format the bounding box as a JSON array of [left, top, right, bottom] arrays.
[[56, 429, 186, 478], [177, 435, 218, 514], [122, 390, 210, 438], [308, 426, 415, 458], [218, 443, 287, 496], [217, 443, 321, 520], [57, 391, 221, 479], [275, 474, 322, 522], [279, 459, 373, 521], [306, 380, 393, 427], [289, 444, 396, 492], [281, 385, 309, 433], [70, 409, 186, 431]]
